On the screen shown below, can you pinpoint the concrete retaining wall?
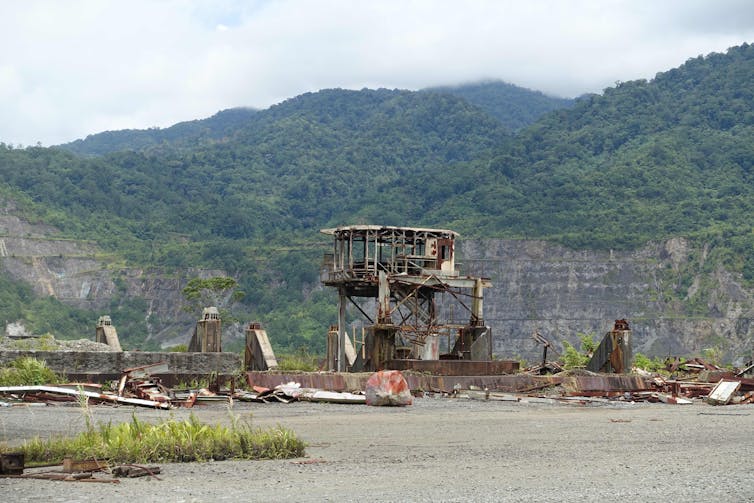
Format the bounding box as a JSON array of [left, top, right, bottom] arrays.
[[0, 351, 241, 384]]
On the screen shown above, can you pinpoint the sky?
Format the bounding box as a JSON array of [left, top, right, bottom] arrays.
[[1, 0, 754, 146]]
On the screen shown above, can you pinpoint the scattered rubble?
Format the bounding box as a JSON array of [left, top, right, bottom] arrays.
[[236, 382, 366, 404], [2, 356, 753, 409], [0, 335, 115, 352]]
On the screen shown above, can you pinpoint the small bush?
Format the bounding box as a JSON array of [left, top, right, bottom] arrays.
[[578, 333, 597, 354], [633, 352, 665, 372], [561, 341, 589, 369], [0, 357, 61, 386]]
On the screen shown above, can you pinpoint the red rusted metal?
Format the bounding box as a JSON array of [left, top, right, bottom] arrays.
[[383, 359, 519, 376], [365, 370, 412, 406], [246, 371, 652, 395]]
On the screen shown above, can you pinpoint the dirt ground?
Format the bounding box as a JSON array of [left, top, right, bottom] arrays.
[[1, 397, 752, 502]]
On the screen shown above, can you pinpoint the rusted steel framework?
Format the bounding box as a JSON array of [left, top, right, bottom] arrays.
[[320, 225, 492, 372]]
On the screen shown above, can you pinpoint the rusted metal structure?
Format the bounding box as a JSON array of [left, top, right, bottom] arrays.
[[586, 319, 632, 373], [188, 307, 222, 352], [320, 225, 492, 372]]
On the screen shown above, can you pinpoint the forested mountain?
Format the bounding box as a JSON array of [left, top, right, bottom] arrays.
[[62, 107, 259, 156], [1, 43, 753, 353], [452, 44, 754, 277], [60, 81, 566, 157], [424, 80, 574, 130]]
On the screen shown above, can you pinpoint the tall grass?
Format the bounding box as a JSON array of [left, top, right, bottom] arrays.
[[13, 413, 305, 464], [276, 348, 320, 372]]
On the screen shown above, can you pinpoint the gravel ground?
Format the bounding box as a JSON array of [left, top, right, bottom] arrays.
[[1, 397, 752, 502]]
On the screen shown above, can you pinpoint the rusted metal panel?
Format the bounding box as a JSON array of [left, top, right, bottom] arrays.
[[63, 457, 106, 473], [246, 371, 652, 395], [383, 359, 519, 376], [653, 393, 693, 405], [707, 379, 741, 405], [586, 320, 632, 373], [122, 361, 170, 378], [247, 372, 354, 392]]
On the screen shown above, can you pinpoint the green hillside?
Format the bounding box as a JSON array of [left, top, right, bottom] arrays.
[[62, 107, 259, 156], [1, 43, 753, 351], [0, 89, 511, 350], [450, 44, 754, 277], [424, 80, 574, 130]]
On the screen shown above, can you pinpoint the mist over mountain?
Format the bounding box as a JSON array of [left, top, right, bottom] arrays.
[[423, 80, 574, 130]]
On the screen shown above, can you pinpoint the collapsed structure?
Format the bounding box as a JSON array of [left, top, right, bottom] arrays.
[[320, 225, 505, 372]]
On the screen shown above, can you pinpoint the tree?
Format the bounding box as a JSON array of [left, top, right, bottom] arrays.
[[181, 276, 245, 320]]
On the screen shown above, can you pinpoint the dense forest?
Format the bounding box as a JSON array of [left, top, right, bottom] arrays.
[[1, 44, 753, 351]]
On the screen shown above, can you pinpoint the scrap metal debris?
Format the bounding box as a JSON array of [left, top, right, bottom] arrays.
[[0, 385, 173, 409], [3, 352, 753, 409], [112, 464, 162, 479], [236, 382, 366, 404], [0, 456, 130, 484]]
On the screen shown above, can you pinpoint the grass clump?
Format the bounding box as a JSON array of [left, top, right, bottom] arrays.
[[0, 357, 61, 386], [276, 347, 319, 372], [10, 413, 305, 464]]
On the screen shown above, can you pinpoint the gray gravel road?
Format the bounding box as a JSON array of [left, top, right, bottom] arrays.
[[1, 397, 753, 502]]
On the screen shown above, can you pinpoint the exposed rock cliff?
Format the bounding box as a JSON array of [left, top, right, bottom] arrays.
[[0, 211, 226, 347], [459, 239, 754, 364], [1, 207, 752, 363]]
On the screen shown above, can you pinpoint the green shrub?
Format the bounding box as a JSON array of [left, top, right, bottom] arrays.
[[561, 341, 589, 369], [633, 352, 665, 372], [0, 357, 61, 386], [578, 333, 597, 354]]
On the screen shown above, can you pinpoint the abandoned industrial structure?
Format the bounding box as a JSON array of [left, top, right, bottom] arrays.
[[319, 225, 511, 373]]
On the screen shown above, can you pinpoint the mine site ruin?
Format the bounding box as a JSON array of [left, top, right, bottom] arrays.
[[1, 225, 753, 501]]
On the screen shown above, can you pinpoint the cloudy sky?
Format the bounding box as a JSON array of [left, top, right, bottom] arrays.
[[2, 0, 753, 146]]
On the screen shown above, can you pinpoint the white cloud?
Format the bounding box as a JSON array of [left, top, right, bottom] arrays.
[[0, 0, 753, 146]]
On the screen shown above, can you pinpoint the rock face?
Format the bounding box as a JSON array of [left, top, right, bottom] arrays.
[[1, 206, 753, 363], [0, 211, 225, 348], [458, 239, 754, 364]]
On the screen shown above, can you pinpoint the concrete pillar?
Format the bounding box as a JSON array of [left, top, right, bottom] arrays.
[[337, 289, 347, 372]]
